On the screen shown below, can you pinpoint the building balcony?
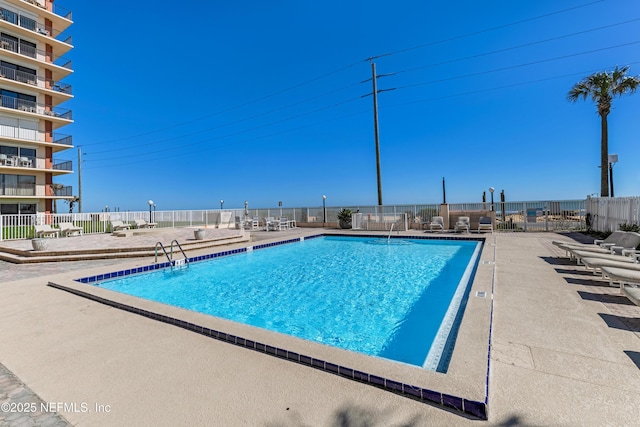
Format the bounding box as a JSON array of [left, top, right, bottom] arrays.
[[0, 5, 73, 56], [0, 95, 72, 127], [0, 184, 72, 197], [5, 0, 72, 30], [0, 154, 72, 174], [0, 64, 72, 104], [0, 35, 72, 81], [0, 130, 72, 152]]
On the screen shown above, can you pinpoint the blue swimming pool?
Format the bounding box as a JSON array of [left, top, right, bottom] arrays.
[[96, 236, 481, 370]]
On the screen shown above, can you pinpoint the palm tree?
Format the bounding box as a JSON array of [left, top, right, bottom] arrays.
[[568, 66, 639, 197]]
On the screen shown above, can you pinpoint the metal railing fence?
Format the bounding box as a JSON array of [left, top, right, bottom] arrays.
[[0, 199, 593, 241]]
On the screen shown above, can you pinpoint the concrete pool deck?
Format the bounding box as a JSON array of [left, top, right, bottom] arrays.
[[1, 229, 639, 426]]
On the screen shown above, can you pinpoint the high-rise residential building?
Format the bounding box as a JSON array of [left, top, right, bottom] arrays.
[[0, 0, 73, 215]]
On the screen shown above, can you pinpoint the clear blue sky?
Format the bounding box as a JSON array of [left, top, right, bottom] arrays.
[[56, 0, 640, 212]]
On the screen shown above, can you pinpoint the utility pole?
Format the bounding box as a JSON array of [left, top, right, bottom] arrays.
[[371, 61, 383, 206], [77, 146, 83, 212], [363, 58, 395, 206]]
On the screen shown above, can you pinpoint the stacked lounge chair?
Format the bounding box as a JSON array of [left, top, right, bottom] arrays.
[[557, 231, 640, 307], [600, 266, 640, 305], [552, 230, 626, 258], [567, 232, 640, 264]]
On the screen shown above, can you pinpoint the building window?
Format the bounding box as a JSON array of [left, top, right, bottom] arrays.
[[19, 203, 36, 214], [0, 9, 18, 26], [19, 15, 36, 32], [0, 174, 35, 196], [0, 203, 18, 214], [0, 32, 18, 53], [19, 39, 36, 59]]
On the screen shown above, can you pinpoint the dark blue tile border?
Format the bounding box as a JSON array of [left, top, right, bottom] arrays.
[[64, 233, 489, 419], [46, 279, 488, 419]]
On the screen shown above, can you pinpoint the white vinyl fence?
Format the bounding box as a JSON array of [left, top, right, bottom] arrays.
[[585, 196, 640, 232]]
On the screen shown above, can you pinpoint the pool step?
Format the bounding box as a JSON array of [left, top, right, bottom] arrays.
[[0, 234, 251, 264]]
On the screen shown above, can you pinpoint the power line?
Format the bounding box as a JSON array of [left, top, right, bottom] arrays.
[[83, 95, 364, 163], [80, 58, 640, 171], [81, 108, 372, 170], [81, 61, 363, 147], [394, 41, 640, 91], [369, 0, 606, 59], [86, 81, 363, 155], [381, 61, 640, 110], [392, 17, 640, 76], [80, 2, 607, 149]]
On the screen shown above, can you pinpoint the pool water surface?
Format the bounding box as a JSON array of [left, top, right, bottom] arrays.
[[97, 236, 481, 370]]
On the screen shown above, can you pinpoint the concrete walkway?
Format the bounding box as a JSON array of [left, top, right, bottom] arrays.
[[0, 230, 639, 426]]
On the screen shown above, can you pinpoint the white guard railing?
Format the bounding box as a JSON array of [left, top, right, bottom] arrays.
[[0, 198, 596, 241]]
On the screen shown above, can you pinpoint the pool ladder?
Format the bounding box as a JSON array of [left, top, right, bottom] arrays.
[[155, 240, 189, 267]]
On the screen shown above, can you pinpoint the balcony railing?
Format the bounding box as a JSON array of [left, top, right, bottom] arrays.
[[0, 35, 72, 70], [52, 133, 72, 145], [52, 184, 72, 196], [0, 6, 72, 45], [0, 94, 72, 120], [0, 126, 72, 145], [0, 155, 72, 171], [0, 64, 72, 95], [52, 159, 71, 171]]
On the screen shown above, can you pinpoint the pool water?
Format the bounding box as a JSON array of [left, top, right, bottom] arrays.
[[98, 236, 481, 370]]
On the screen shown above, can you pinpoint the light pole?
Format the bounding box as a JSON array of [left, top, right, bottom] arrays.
[[220, 200, 224, 210], [244, 200, 249, 217], [608, 154, 618, 197], [322, 195, 326, 226], [148, 200, 153, 223], [278, 201, 282, 217], [153, 203, 156, 223], [489, 187, 495, 211]]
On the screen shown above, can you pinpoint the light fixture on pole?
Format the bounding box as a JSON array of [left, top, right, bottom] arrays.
[[148, 200, 153, 223], [608, 154, 618, 197], [220, 200, 224, 210], [322, 195, 327, 226], [489, 187, 495, 211]]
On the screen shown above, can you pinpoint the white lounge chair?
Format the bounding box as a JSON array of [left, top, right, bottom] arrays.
[[134, 219, 157, 229], [428, 216, 445, 232], [599, 266, 640, 306], [478, 216, 493, 233], [567, 232, 640, 262], [579, 254, 639, 275], [34, 224, 59, 238], [58, 222, 83, 237], [554, 231, 627, 258], [454, 216, 470, 233], [110, 220, 131, 232]]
